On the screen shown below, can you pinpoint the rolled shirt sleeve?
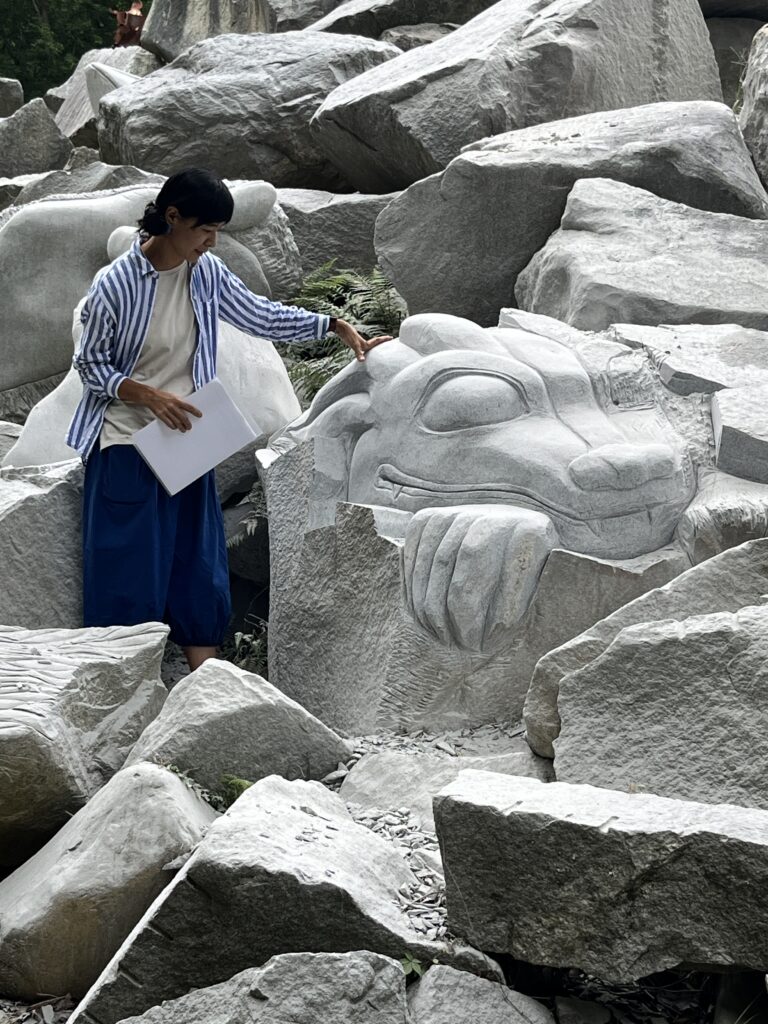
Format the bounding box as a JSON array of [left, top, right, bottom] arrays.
[[72, 290, 128, 399], [217, 261, 329, 342]]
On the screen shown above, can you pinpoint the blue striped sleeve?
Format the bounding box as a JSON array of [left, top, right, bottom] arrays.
[[215, 259, 329, 342], [72, 287, 128, 400]]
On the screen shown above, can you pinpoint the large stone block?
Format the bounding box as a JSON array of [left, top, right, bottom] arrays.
[[278, 187, 400, 274], [741, 26, 768, 189], [125, 659, 351, 794], [408, 964, 554, 1024], [707, 18, 764, 108], [308, 0, 491, 38], [0, 763, 215, 1000], [117, 952, 408, 1024], [554, 604, 768, 809], [0, 77, 23, 117], [712, 385, 768, 482], [525, 538, 768, 757], [68, 776, 496, 1024], [375, 101, 766, 326], [516, 178, 768, 332], [54, 48, 160, 149], [0, 623, 168, 865], [311, 0, 722, 191], [0, 99, 72, 178], [0, 461, 83, 628], [98, 33, 399, 187], [341, 748, 552, 830], [435, 772, 768, 982]]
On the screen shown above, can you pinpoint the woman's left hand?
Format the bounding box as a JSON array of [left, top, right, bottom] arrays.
[[335, 318, 393, 362]]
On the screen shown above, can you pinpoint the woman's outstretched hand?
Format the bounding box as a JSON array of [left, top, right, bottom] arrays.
[[334, 318, 393, 362], [117, 379, 202, 431]]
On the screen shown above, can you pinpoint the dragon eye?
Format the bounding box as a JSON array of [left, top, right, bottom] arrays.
[[420, 374, 528, 432]]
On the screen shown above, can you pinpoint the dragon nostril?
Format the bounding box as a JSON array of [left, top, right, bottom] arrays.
[[569, 444, 678, 492]]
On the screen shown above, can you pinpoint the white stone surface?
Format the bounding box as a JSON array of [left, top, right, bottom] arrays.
[[554, 604, 768, 809], [310, 0, 487, 37], [525, 537, 768, 757], [117, 952, 408, 1024], [98, 33, 399, 187], [54, 48, 160, 149], [0, 98, 72, 178], [0, 460, 83, 628], [0, 762, 215, 1000], [340, 748, 552, 829], [435, 772, 768, 982], [380, 23, 456, 49], [517, 178, 768, 332], [408, 965, 554, 1024], [713, 385, 768, 482], [611, 322, 768, 395], [126, 659, 351, 793], [69, 776, 497, 1024], [312, 0, 722, 191], [0, 623, 168, 862], [375, 102, 768, 327], [278, 187, 399, 274]]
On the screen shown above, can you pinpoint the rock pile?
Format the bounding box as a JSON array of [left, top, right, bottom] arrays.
[[6, 0, 768, 1020]]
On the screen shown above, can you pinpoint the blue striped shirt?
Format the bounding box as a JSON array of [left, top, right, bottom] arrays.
[[66, 237, 329, 461]]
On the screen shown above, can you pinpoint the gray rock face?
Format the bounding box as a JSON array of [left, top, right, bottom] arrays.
[[278, 187, 400, 274], [0, 623, 167, 865], [0, 421, 21, 461], [309, 0, 488, 38], [98, 33, 399, 187], [69, 776, 496, 1024], [554, 605, 768, 809], [708, 18, 764, 108], [517, 177, 768, 332], [116, 952, 408, 1024], [53, 47, 160, 148], [435, 771, 768, 982], [0, 99, 72, 178], [125, 659, 351, 794], [229, 200, 303, 301], [712, 386, 768, 482], [408, 965, 554, 1024], [0, 77, 23, 117], [11, 160, 161, 208], [380, 23, 456, 49], [375, 101, 766, 327], [0, 461, 83, 629], [740, 26, 768, 188], [140, 0, 341, 61], [525, 538, 768, 758], [0, 763, 215, 1000], [312, 0, 722, 191], [340, 748, 552, 830], [611, 322, 768, 395]]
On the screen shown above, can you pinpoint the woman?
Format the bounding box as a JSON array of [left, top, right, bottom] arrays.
[[67, 167, 389, 671]]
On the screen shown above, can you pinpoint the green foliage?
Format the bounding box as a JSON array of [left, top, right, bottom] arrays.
[[220, 774, 255, 807], [400, 953, 426, 978], [284, 262, 407, 406], [219, 613, 269, 678], [0, 0, 153, 100]]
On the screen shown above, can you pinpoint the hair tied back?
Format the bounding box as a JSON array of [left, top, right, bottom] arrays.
[[138, 200, 169, 237]]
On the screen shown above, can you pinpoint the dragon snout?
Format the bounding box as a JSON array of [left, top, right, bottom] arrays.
[[568, 444, 680, 492]]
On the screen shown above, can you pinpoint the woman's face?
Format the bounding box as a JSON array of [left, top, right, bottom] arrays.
[[165, 209, 228, 264]]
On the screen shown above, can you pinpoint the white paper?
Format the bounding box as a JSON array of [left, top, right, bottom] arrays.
[[132, 378, 260, 496]]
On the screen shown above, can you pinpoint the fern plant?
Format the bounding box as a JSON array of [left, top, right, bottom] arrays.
[[283, 262, 407, 405]]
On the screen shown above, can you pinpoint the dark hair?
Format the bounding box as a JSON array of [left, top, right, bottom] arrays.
[[138, 168, 234, 237]]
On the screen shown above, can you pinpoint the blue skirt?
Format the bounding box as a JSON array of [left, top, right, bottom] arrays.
[[82, 443, 231, 647]]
